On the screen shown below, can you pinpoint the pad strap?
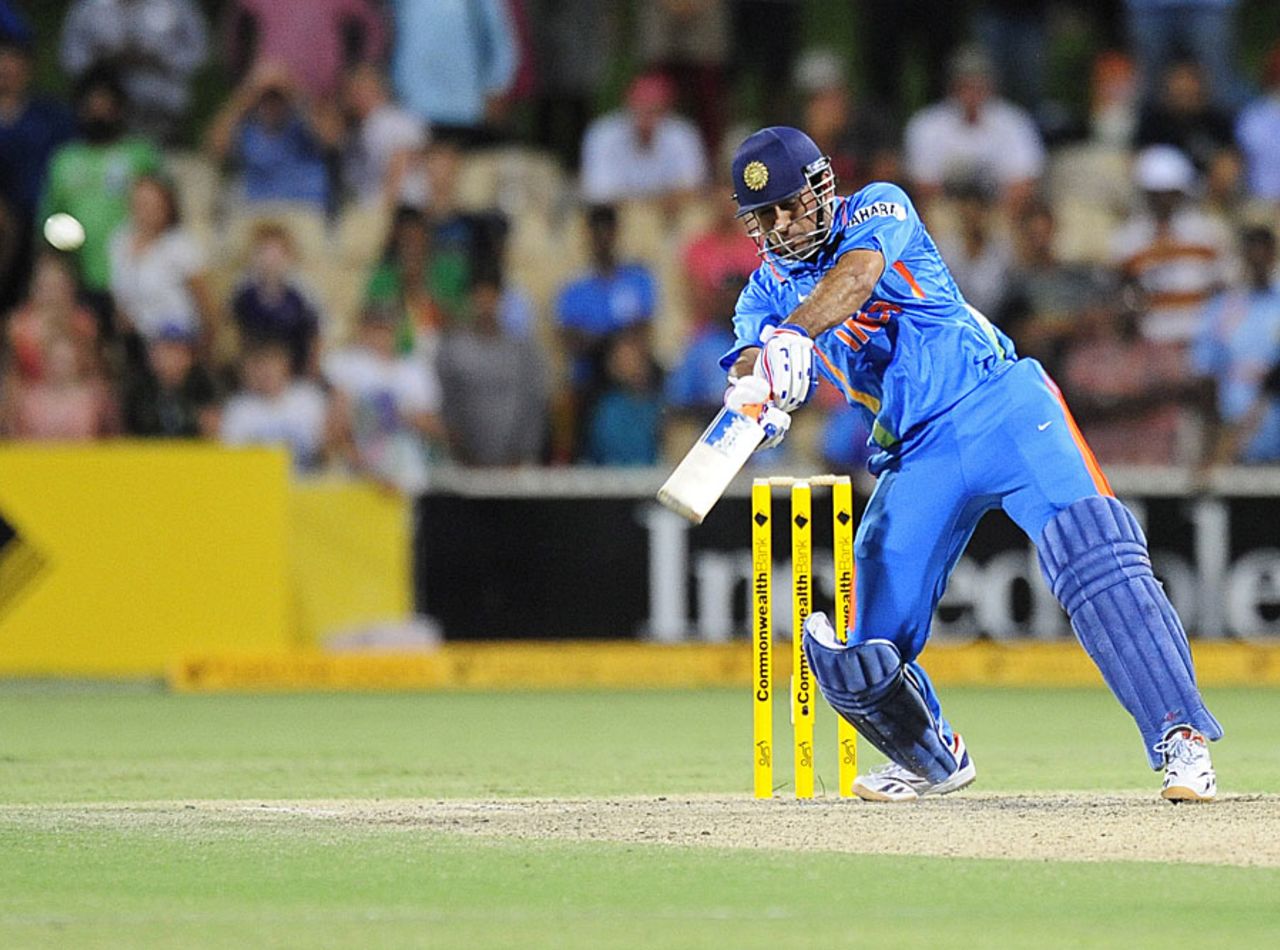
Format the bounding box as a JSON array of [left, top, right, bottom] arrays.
[[803, 637, 958, 783], [1038, 496, 1222, 767]]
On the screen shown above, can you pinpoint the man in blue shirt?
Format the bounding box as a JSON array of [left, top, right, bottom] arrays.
[[722, 126, 1222, 802], [1193, 226, 1280, 462]]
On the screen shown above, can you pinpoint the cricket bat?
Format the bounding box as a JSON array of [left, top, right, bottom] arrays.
[[657, 405, 764, 523]]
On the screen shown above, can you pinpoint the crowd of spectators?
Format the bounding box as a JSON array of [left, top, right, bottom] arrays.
[[3, 0, 1280, 485]]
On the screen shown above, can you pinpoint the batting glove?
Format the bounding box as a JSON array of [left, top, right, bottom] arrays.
[[723, 375, 791, 450], [755, 323, 815, 412]]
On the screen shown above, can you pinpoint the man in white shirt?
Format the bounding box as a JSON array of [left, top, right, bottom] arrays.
[[579, 72, 708, 205], [903, 47, 1045, 212]]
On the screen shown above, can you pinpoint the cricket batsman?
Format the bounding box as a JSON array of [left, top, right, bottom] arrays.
[[721, 126, 1222, 802]]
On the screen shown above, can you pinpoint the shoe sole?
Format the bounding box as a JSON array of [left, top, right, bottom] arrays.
[[1162, 785, 1215, 803], [852, 760, 978, 803]]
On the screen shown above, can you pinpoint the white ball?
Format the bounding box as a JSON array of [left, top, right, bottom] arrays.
[[43, 213, 86, 252]]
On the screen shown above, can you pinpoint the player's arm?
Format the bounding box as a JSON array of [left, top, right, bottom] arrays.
[[785, 248, 886, 338]]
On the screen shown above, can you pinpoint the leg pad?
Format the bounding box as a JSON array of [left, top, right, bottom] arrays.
[[1038, 496, 1222, 767], [802, 636, 958, 783]]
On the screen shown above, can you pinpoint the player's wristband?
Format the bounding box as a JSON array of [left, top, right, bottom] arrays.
[[774, 322, 811, 339]]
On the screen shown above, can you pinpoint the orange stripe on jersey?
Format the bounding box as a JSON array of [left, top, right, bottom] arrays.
[[892, 261, 927, 299], [834, 328, 857, 349], [816, 348, 881, 413], [1045, 376, 1113, 497]]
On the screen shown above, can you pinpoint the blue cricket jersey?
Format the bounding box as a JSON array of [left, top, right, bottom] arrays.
[[721, 182, 1016, 450]]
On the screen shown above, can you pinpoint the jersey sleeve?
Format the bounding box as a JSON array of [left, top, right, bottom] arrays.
[[831, 183, 918, 270], [718, 271, 780, 371]]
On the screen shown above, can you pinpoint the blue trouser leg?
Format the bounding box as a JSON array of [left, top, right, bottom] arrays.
[[849, 413, 1000, 747], [961, 360, 1222, 766]]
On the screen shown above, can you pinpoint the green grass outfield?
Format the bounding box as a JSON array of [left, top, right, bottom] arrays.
[[1, 685, 1278, 948]]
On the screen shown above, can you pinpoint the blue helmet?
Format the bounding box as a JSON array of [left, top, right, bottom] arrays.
[[731, 126, 836, 263]]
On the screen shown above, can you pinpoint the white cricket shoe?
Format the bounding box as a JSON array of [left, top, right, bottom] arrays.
[[1155, 726, 1216, 803], [852, 733, 977, 802]]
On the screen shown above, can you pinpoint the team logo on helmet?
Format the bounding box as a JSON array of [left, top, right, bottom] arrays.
[[743, 161, 769, 191]]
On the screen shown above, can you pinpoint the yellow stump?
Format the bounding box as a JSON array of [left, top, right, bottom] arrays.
[[751, 480, 773, 799], [832, 477, 859, 797], [790, 481, 815, 799]]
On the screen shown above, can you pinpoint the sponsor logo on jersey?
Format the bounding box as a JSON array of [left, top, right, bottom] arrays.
[[849, 201, 907, 225]]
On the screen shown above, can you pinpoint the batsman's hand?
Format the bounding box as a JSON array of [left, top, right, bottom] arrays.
[[755, 323, 815, 411], [723, 375, 791, 450]]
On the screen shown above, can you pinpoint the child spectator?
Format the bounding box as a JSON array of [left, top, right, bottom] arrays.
[[220, 338, 329, 471], [437, 273, 548, 466], [582, 326, 662, 466], [122, 323, 219, 438], [109, 174, 216, 346], [205, 62, 341, 213], [4, 253, 99, 383], [230, 221, 322, 376], [326, 305, 443, 492], [365, 206, 469, 358], [39, 67, 161, 318], [0, 332, 117, 440]]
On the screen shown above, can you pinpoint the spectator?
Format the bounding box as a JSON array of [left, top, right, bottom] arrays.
[[556, 205, 657, 395], [342, 64, 427, 208], [325, 305, 443, 492], [122, 322, 219, 437], [437, 274, 549, 466], [4, 253, 99, 383], [999, 201, 1115, 380], [681, 186, 759, 327], [109, 174, 216, 347], [1135, 61, 1236, 176], [792, 48, 898, 196], [225, 0, 387, 101], [636, 0, 730, 152], [60, 0, 208, 143], [220, 338, 329, 471], [39, 68, 162, 316], [205, 62, 341, 213], [365, 206, 469, 358], [0, 332, 118, 440], [529, 0, 615, 168], [1060, 299, 1198, 466], [1236, 45, 1280, 204], [580, 72, 709, 206], [0, 35, 75, 309], [862, 0, 964, 117], [903, 46, 1045, 212], [664, 273, 739, 413], [390, 0, 517, 141], [582, 327, 663, 466], [1109, 145, 1230, 347], [1124, 0, 1243, 110], [230, 221, 322, 377], [1193, 226, 1280, 463], [1091, 51, 1139, 149], [974, 1, 1050, 120], [935, 178, 1013, 319]]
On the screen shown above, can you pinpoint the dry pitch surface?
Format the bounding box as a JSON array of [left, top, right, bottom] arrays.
[[8, 792, 1279, 868]]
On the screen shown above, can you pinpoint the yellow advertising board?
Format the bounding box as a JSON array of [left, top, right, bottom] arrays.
[[0, 443, 291, 675]]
